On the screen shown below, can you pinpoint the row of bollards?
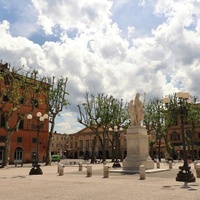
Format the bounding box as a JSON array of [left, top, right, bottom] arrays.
[[57, 162, 144, 179], [57, 162, 110, 178], [57, 161, 200, 180]]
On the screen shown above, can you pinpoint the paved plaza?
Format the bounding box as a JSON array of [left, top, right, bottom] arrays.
[[0, 160, 200, 200]]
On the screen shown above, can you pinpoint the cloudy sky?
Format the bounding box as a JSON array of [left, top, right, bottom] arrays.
[[0, 0, 200, 134]]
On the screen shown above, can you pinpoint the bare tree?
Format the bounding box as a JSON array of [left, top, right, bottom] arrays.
[[44, 76, 69, 165], [77, 92, 129, 163]]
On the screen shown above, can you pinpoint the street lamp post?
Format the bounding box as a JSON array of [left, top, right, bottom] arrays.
[[27, 112, 48, 175], [163, 92, 195, 184], [109, 126, 123, 168]]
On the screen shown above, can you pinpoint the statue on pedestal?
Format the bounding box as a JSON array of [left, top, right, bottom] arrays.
[[128, 93, 145, 126], [123, 92, 154, 170]]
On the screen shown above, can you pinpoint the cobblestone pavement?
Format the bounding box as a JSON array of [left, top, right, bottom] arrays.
[[0, 160, 199, 200]]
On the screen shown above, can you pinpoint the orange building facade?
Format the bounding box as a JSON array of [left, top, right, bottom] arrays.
[[0, 63, 49, 165]]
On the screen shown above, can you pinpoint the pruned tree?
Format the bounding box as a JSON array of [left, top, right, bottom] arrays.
[[183, 96, 200, 160], [44, 76, 69, 166], [0, 62, 48, 167], [144, 98, 166, 161], [77, 92, 129, 163], [144, 97, 176, 161], [144, 93, 200, 162]]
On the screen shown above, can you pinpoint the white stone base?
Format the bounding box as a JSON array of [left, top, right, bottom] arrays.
[[122, 159, 154, 170], [122, 126, 154, 170]]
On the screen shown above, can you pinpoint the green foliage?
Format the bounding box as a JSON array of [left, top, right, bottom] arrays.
[[144, 98, 166, 135], [77, 92, 129, 129]]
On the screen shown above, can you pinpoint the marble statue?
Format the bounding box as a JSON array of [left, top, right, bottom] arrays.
[[128, 93, 145, 126]]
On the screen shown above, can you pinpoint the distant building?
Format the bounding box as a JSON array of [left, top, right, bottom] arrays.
[[151, 107, 200, 160], [66, 127, 127, 160], [51, 131, 68, 157], [67, 121, 200, 161], [167, 123, 200, 160]]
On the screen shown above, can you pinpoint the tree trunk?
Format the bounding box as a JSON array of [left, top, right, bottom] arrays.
[[158, 137, 161, 162], [45, 131, 53, 165], [111, 135, 114, 162], [102, 144, 106, 161], [45, 119, 55, 166], [90, 136, 97, 163], [2, 132, 12, 167]]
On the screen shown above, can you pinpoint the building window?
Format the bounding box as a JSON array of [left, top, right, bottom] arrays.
[[75, 142, 78, 148], [0, 136, 5, 142], [79, 140, 83, 149], [4, 76, 10, 85], [14, 147, 23, 161], [19, 120, 24, 129], [19, 98, 24, 104], [17, 137, 22, 143], [86, 140, 89, 149], [32, 138, 37, 143], [34, 88, 39, 93], [70, 142, 73, 148], [3, 95, 9, 101], [30, 99, 38, 108], [0, 114, 5, 128], [171, 131, 179, 141]]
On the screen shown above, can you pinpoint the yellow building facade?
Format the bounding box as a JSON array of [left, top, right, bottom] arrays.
[[66, 127, 127, 160], [51, 132, 68, 157]]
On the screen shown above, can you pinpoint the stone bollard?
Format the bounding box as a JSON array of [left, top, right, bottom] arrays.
[[196, 163, 200, 178], [87, 166, 92, 177], [59, 164, 64, 176], [57, 163, 60, 173], [156, 161, 160, 169], [57, 163, 61, 173], [103, 165, 110, 178], [79, 163, 83, 171], [139, 165, 145, 180], [194, 161, 197, 170], [169, 161, 172, 169]]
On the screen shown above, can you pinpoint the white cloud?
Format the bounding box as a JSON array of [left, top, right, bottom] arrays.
[[1, 0, 200, 134], [32, 0, 113, 35]]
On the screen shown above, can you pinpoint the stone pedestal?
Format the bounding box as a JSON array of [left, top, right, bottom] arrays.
[[123, 126, 154, 170]]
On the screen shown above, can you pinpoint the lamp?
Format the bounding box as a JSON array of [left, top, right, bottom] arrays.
[[109, 126, 123, 168], [27, 112, 48, 175], [163, 92, 195, 185]]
